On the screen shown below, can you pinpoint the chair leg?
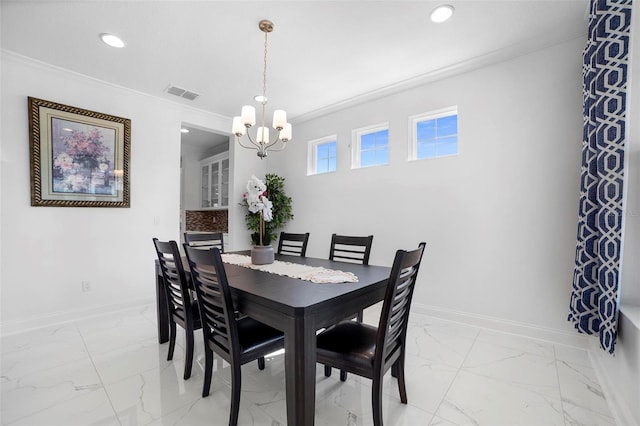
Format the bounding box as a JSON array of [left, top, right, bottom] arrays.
[[202, 348, 213, 398], [356, 310, 363, 322], [395, 357, 407, 404], [183, 329, 194, 380], [257, 356, 265, 370], [372, 374, 384, 426], [229, 362, 242, 426], [340, 370, 348, 382], [167, 320, 177, 361], [324, 365, 332, 377]]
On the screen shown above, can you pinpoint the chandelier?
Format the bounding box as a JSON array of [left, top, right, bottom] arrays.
[[232, 20, 292, 159]]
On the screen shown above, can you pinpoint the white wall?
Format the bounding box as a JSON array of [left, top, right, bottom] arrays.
[[0, 51, 231, 333], [271, 37, 585, 336]]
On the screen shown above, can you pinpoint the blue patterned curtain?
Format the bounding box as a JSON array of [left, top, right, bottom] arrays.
[[569, 0, 632, 354]]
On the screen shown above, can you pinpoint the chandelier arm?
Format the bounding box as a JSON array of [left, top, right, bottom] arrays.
[[266, 141, 288, 152], [262, 133, 286, 149], [235, 134, 261, 151]]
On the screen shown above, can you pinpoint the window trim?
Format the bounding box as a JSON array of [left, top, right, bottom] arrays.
[[351, 122, 390, 169], [307, 135, 337, 176], [408, 106, 458, 161]]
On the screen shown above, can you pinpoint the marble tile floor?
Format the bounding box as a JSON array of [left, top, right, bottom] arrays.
[[0, 304, 615, 426]]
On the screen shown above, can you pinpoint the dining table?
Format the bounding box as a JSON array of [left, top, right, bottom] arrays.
[[154, 251, 391, 426]]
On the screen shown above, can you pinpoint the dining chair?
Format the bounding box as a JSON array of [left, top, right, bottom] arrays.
[[152, 238, 202, 380], [184, 232, 225, 252], [316, 242, 426, 426], [328, 233, 374, 325], [329, 233, 374, 265], [184, 245, 285, 426], [277, 231, 310, 256]]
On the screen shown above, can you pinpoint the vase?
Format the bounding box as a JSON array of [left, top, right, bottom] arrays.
[[251, 245, 274, 265]]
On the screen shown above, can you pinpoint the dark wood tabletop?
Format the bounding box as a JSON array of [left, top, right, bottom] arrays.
[[155, 251, 391, 426]]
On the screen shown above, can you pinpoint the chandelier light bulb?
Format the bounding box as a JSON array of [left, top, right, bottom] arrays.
[[232, 117, 246, 136], [241, 106, 256, 127], [272, 110, 287, 130], [257, 127, 269, 144], [280, 123, 292, 142]]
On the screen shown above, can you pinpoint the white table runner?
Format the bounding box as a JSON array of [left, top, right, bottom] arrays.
[[221, 253, 358, 284]]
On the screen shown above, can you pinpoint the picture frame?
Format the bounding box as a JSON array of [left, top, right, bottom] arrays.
[[28, 97, 131, 207]]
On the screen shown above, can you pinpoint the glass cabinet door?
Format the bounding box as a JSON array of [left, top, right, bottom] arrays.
[[221, 158, 230, 207], [201, 164, 210, 208], [211, 161, 220, 207], [199, 152, 229, 209]]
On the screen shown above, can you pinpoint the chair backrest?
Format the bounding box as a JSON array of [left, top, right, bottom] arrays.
[[183, 245, 239, 364], [153, 238, 193, 318], [375, 242, 426, 370], [277, 232, 310, 256], [329, 234, 374, 265], [184, 232, 224, 252]]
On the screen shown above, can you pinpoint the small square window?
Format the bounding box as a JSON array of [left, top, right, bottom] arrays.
[[410, 107, 458, 160], [352, 123, 389, 169], [307, 136, 337, 175]]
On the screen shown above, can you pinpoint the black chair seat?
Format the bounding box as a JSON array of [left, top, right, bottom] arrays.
[[237, 317, 284, 356], [317, 321, 376, 372]]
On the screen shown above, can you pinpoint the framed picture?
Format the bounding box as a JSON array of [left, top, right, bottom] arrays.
[[28, 97, 131, 207]]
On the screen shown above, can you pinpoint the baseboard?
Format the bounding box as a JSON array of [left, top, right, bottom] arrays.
[[589, 341, 639, 426], [0, 298, 155, 336], [588, 310, 640, 426], [412, 303, 589, 349]]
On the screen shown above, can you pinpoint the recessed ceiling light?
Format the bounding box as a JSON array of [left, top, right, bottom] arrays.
[[430, 5, 455, 23], [180, 128, 190, 133], [254, 95, 267, 103], [100, 33, 125, 48]]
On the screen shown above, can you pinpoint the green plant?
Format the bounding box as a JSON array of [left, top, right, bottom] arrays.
[[243, 173, 293, 245]]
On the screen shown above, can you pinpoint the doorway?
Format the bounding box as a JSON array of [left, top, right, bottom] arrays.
[[180, 123, 231, 245]]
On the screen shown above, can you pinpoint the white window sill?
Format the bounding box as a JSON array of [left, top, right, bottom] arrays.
[[620, 302, 640, 329]]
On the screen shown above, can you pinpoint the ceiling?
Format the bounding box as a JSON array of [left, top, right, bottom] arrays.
[[181, 126, 230, 149], [1, 1, 588, 128]]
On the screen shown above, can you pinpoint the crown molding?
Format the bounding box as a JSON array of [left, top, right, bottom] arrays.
[[292, 31, 586, 124]]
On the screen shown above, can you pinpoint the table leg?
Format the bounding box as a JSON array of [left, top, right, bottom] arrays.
[[284, 315, 316, 426], [155, 264, 169, 344]]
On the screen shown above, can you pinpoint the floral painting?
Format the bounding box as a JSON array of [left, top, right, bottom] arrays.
[[51, 118, 117, 195], [29, 97, 131, 207]]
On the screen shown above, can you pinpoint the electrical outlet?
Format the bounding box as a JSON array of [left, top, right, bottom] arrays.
[[81, 281, 91, 292]]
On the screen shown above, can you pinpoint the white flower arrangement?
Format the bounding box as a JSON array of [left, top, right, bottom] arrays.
[[244, 175, 273, 245]]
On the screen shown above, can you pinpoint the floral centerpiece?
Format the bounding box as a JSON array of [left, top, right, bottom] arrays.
[[242, 174, 293, 264], [244, 175, 273, 246]]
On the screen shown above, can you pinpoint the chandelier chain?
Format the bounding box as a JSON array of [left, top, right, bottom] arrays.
[[262, 30, 268, 103]]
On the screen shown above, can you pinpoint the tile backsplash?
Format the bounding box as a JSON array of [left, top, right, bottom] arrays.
[[185, 210, 228, 232]]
